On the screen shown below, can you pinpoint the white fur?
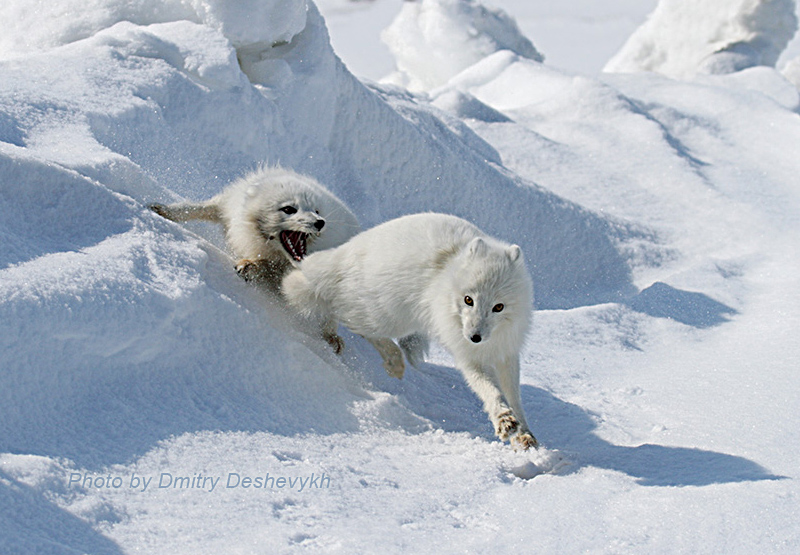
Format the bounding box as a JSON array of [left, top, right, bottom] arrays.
[[283, 213, 537, 449], [150, 167, 360, 289]]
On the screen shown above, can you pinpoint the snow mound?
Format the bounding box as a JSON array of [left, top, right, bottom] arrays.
[[381, 0, 543, 92], [0, 0, 308, 59], [604, 0, 798, 79]]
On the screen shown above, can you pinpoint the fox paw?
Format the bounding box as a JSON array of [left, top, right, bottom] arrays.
[[235, 259, 259, 282], [324, 332, 345, 355], [495, 411, 520, 441], [511, 431, 538, 451]]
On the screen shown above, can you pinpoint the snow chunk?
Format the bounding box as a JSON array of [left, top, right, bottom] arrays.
[[504, 448, 569, 480], [381, 0, 543, 92], [604, 0, 798, 79], [0, 0, 308, 59], [782, 55, 800, 89], [184, 0, 308, 49]]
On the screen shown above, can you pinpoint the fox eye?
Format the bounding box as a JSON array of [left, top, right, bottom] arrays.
[[279, 206, 297, 215], [464, 296, 474, 306], [492, 303, 504, 313]]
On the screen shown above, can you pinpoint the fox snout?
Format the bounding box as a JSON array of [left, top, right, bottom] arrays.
[[462, 316, 491, 345], [301, 214, 325, 234], [464, 328, 490, 344]]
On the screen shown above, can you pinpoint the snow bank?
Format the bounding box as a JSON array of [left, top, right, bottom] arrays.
[[2, 0, 633, 308], [381, 0, 543, 91], [0, 0, 308, 59], [604, 0, 798, 79]]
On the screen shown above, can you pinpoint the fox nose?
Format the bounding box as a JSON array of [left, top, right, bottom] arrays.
[[314, 219, 325, 231], [470, 334, 482, 344]]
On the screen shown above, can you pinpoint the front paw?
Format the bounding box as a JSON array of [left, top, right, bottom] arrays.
[[235, 259, 259, 282], [495, 411, 519, 441], [511, 431, 538, 451]]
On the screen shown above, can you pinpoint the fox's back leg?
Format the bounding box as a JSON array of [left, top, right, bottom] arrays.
[[366, 337, 406, 379], [149, 200, 221, 223], [398, 333, 429, 368], [282, 269, 345, 355]]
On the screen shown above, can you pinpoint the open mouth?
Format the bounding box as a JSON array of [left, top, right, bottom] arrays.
[[280, 230, 308, 261]]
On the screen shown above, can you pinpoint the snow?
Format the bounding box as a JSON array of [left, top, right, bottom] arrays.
[[2, 0, 800, 553], [0, 0, 309, 58], [380, 0, 543, 92], [604, 0, 798, 78]]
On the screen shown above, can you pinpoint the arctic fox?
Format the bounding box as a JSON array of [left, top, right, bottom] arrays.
[[282, 213, 537, 450], [150, 167, 360, 291]]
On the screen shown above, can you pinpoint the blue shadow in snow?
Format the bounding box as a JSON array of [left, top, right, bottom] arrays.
[[520, 385, 784, 487], [626, 282, 737, 328], [369, 356, 782, 487], [0, 470, 124, 554]]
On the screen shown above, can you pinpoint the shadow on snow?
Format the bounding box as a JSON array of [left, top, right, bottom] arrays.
[[0, 469, 124, 555], [370, 355, 780, 487], [626, 281, 738, 329]]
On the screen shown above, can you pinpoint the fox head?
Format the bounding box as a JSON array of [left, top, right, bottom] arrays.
[[448, 236, 533, 348]]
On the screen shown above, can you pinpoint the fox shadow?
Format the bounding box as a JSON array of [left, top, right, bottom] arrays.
[[520, 385, 784, 486], [368, 356, 781, 487]]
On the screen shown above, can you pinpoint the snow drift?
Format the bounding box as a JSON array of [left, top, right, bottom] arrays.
[[381, 0, 543, 91], [604, 0, 798, 78]]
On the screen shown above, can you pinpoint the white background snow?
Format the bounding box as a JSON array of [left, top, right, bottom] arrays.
[[1, 0, 799, 553]]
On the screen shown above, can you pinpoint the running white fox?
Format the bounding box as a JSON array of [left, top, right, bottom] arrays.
[[282, 213, 537, 449]]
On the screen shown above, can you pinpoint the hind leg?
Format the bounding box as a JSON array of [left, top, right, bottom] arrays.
[[366, 337, 405, 379], [398, 333, 429, 368], [282, 269, 344, 354], [149, 201, 220, 222]]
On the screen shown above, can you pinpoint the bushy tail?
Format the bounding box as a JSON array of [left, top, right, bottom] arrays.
[[149, 201, 221, 223]]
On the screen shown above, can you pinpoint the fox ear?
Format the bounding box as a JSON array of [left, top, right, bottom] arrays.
[[506, 245, 521, 262], [468, 237, 488, 257]]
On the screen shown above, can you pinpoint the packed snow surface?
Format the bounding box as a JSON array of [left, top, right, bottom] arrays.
[[1, 0, 800, 553]]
